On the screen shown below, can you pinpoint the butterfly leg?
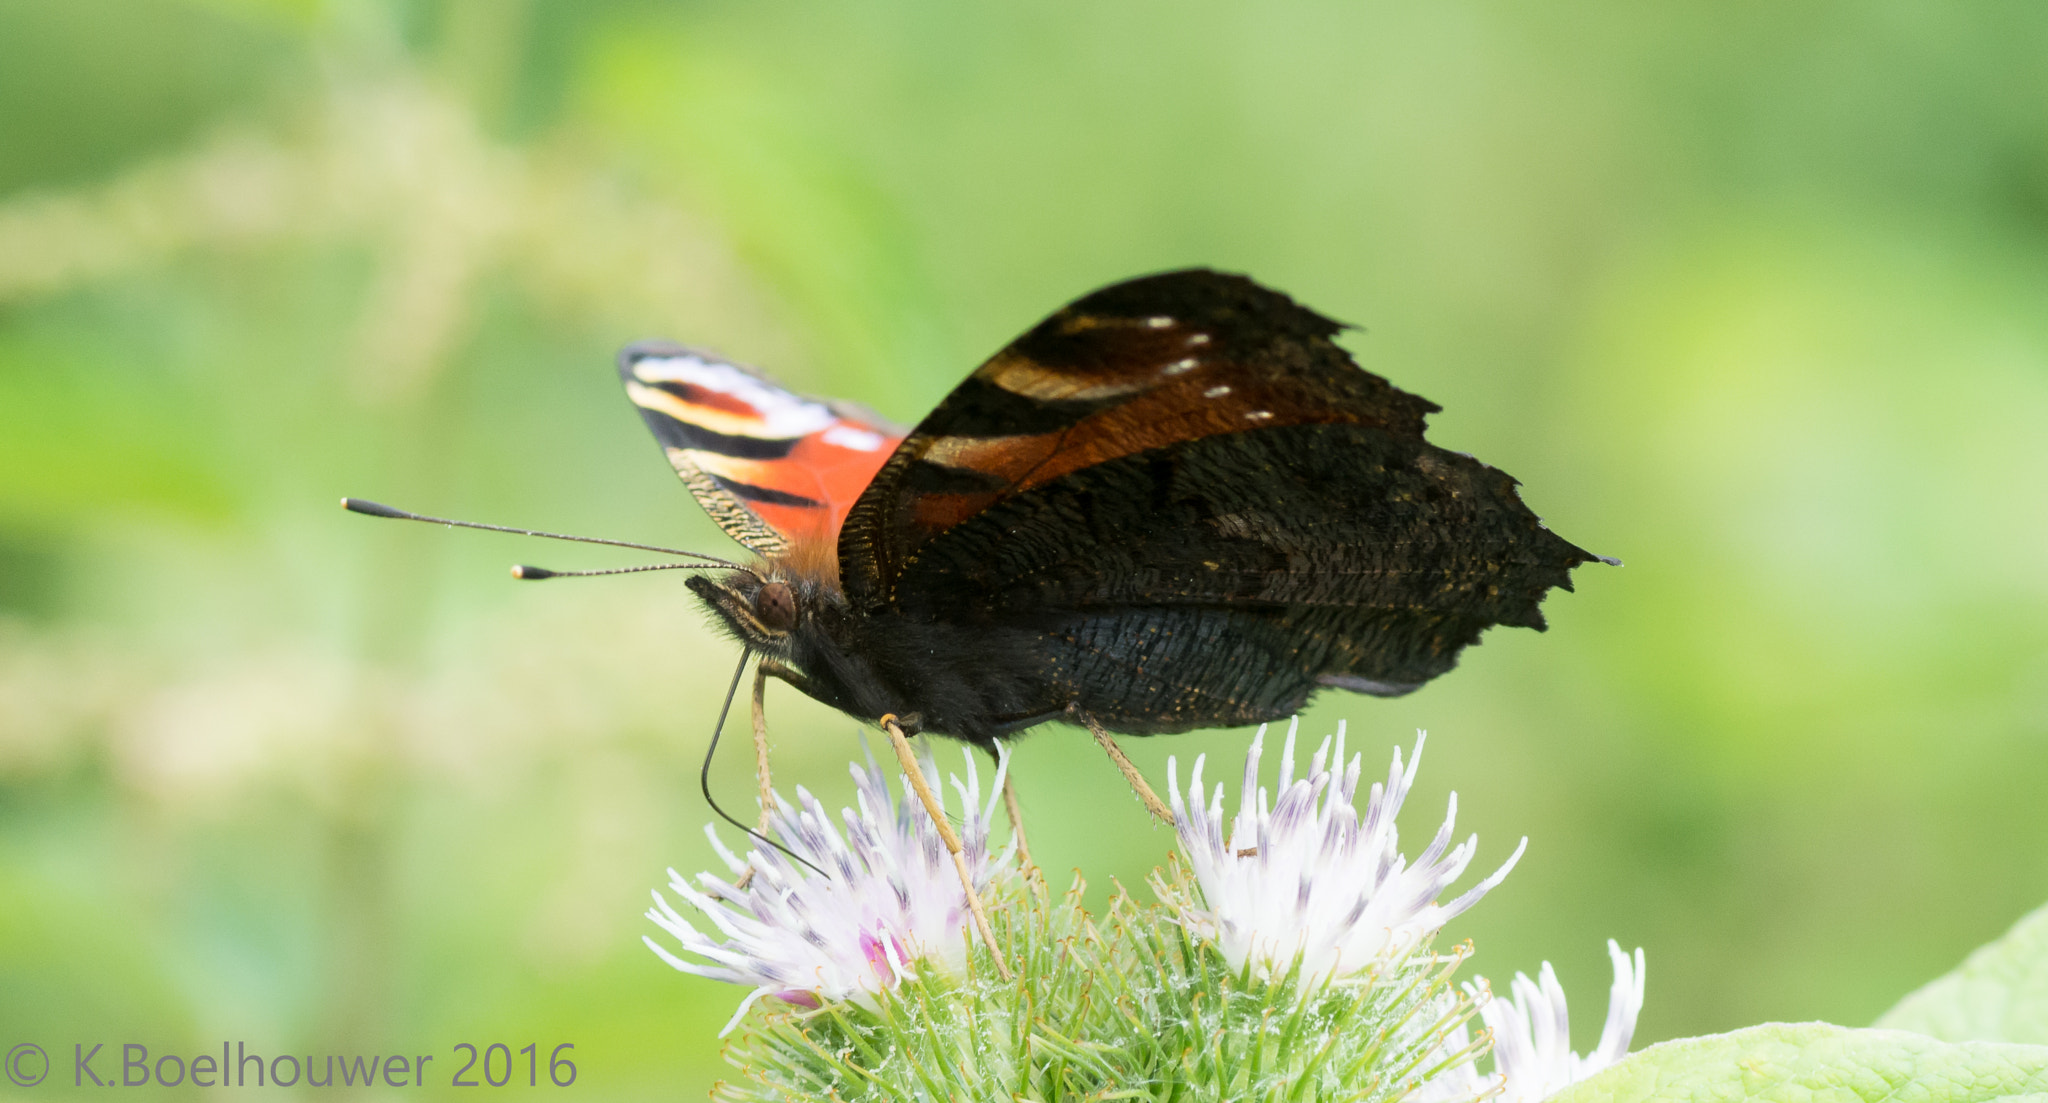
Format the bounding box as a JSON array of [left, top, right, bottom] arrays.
[[878, 714, 1013, 981], [1001, 769, 1034, 870], [748, 664, 775, 833], [1079, 711, 1174, 825], [729, 666, 779, 892]]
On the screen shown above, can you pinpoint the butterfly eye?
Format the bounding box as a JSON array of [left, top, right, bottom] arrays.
[[754, 581, 797, 633]]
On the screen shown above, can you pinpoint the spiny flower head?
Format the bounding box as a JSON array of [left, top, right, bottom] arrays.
[[644, 742, 1013, 1034], [1168, 720, 1524, 983]]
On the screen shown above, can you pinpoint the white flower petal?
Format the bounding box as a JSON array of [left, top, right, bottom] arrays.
[[1588, 940, 1648, 1074]]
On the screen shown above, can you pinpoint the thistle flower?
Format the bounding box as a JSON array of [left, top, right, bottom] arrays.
[[1168, 721, 1525, 982], [1420, 941, 1648, 1103], [644, 742, 1014, 1035]]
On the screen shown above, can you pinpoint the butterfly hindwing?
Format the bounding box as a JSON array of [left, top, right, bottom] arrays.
[[619, 342, 905, 556], [837, 270, 1602, 733]]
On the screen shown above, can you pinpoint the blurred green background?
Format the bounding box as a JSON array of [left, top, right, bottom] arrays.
[[3, 0, 2046, 1097]]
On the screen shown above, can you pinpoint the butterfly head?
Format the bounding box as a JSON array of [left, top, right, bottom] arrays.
[[686, 567, 816, 653]]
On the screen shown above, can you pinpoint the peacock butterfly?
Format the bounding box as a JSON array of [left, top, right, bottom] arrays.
[[619, 269, 1609, 749]]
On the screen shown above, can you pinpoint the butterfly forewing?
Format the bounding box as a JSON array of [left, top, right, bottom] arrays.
[[619, 342, 905, 555]]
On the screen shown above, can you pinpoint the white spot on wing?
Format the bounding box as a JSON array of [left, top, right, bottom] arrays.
[[820, 424, 887, 451], [1204, 385, 1232, 398], [1145, 316, 1175, 328], [1186, 333, 1212, 346], [1245, 410, 1273, 421], [1163, 358, 1200, 375], [633, 354, 835, 439]]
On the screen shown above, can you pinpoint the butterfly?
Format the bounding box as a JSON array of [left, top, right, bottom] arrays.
[[618, 269, 1608, 752], [344, 268, 1606, 952]]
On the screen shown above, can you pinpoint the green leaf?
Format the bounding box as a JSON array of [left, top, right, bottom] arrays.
[[1876, 902, 2048, 1044], [1552, 1023, 2048, 1103]]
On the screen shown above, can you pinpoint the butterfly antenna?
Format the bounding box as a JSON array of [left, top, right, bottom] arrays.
[[512, 563, 707, 580], [704, 650, 825, 878], [340, 497, 752, 574]]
